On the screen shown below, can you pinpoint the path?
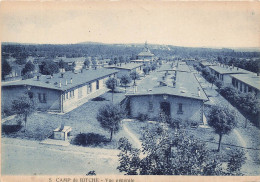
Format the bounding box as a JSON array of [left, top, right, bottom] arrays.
[[190, 66, 260, 175], [122, 120, 142, 149], [1, 137, 120, 175]]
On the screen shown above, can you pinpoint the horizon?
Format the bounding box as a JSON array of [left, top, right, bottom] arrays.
[[2, 41, 260, 51], [1, 2, 260, 48]]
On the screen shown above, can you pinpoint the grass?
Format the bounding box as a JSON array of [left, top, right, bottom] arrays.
[[126, 119, 246, 160], [2, 91, 128, 149]]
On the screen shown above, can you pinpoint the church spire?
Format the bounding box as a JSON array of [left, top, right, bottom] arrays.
[[145, 41, 148, 49]]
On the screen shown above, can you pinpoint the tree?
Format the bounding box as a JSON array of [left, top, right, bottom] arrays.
[[58, 59, 66, 69], [130, 71, 140, 86], [207, 106, 237, 152], [15, 57, 27, 65], [120, 75, 132, 92], [114, 57, 119, 65], [106, 77, 117, 102], [215, 80, 223, 89], [143, 66, 150, 75], [119, 56, 125, 65], [239, 92, 259, 128], [96, 103, 125, 141], [227, 149, 246, 175], [11, 94, 36, 131], [92, 59, 97, 66], [151, 64, 157, 71], [84, 59, 91, 68], [41, 60, 59, 75], [22, 61, 35, 75], [117, 123, 229, 175], [207, 74, 217, 89], [71, 62, 76, 71], [2, 59, 12, 80]]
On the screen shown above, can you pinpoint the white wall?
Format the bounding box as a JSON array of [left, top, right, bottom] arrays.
[[129, 95, 204, 123]]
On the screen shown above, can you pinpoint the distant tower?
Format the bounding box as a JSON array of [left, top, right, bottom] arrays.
[[137, 41, 154, 60], [144, 41, 148, 51]]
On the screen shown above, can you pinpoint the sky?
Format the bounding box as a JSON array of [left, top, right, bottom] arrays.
[[0, 1, 260, 48]]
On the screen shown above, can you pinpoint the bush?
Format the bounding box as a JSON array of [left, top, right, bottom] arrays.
[[2, 106, 15, 117], [169, 118, 182, 129], [190, 121, 199, 128], [137, 113, 149, 122], [72, 133, 108, 146], [2, 124, 22, 134], [91, 96, 107, 101], [219, 85, 259, 126]]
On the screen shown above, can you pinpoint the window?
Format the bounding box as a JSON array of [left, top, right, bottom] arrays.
[[244, 85, 247, 93], [89, 83, 92, 93], [38, 93, 41, 102], [43, 93, 46, 103], [66, 92, 68, 99], [232, 78, 235, 86], [148, 101, 153, 111], [38, 93, 47, 103], [240, 83, 243, 92], [28, 91, 34, 99], [96, 80, 99, 90], [177, 103, 183, 114], [248, 86, 252, 92]]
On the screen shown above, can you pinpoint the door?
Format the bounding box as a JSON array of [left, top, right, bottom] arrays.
[[160, 102, 171, 117]]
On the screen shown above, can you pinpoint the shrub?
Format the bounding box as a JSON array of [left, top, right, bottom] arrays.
[[215, 80, 223, 89], [137, 113, 149, 122], [91, 96, 107, 101], [2, 105, 15, 117], [190, 121, 199, 128], [169, 118, 182, 129], [72, 133, 108, 146], [2, 123, 22, 134]]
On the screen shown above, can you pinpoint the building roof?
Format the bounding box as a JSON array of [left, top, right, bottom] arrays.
[[209, 65, 251, 75], [138, 51, 155, 57], [53, 57, 85, 63], [159, 62, 191, 73], [126, 63, 208, 101], [104, 63, 143, 70], [137, 42, 155, 57], [2, 68, 118, 91], [231, 73, 260, 90], [200, 61, 217, 67], [131, 60, 151, 63]]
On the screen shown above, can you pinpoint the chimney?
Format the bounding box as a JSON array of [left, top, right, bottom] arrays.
[[95, 67, 97, 70], [70, 78, 73, 84], [232, 64, 234, 69], [81, 69, 83, 73], [61, 73, 64, 78], [59, 81, 61, 88], [37, 75, 40, 81], [237, 67, 239, 70], [65, 79, 67, 85], [257, 72, 260, 76]]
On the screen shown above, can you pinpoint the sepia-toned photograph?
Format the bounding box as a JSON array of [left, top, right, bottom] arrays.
[[0, 1, 260, 181]]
